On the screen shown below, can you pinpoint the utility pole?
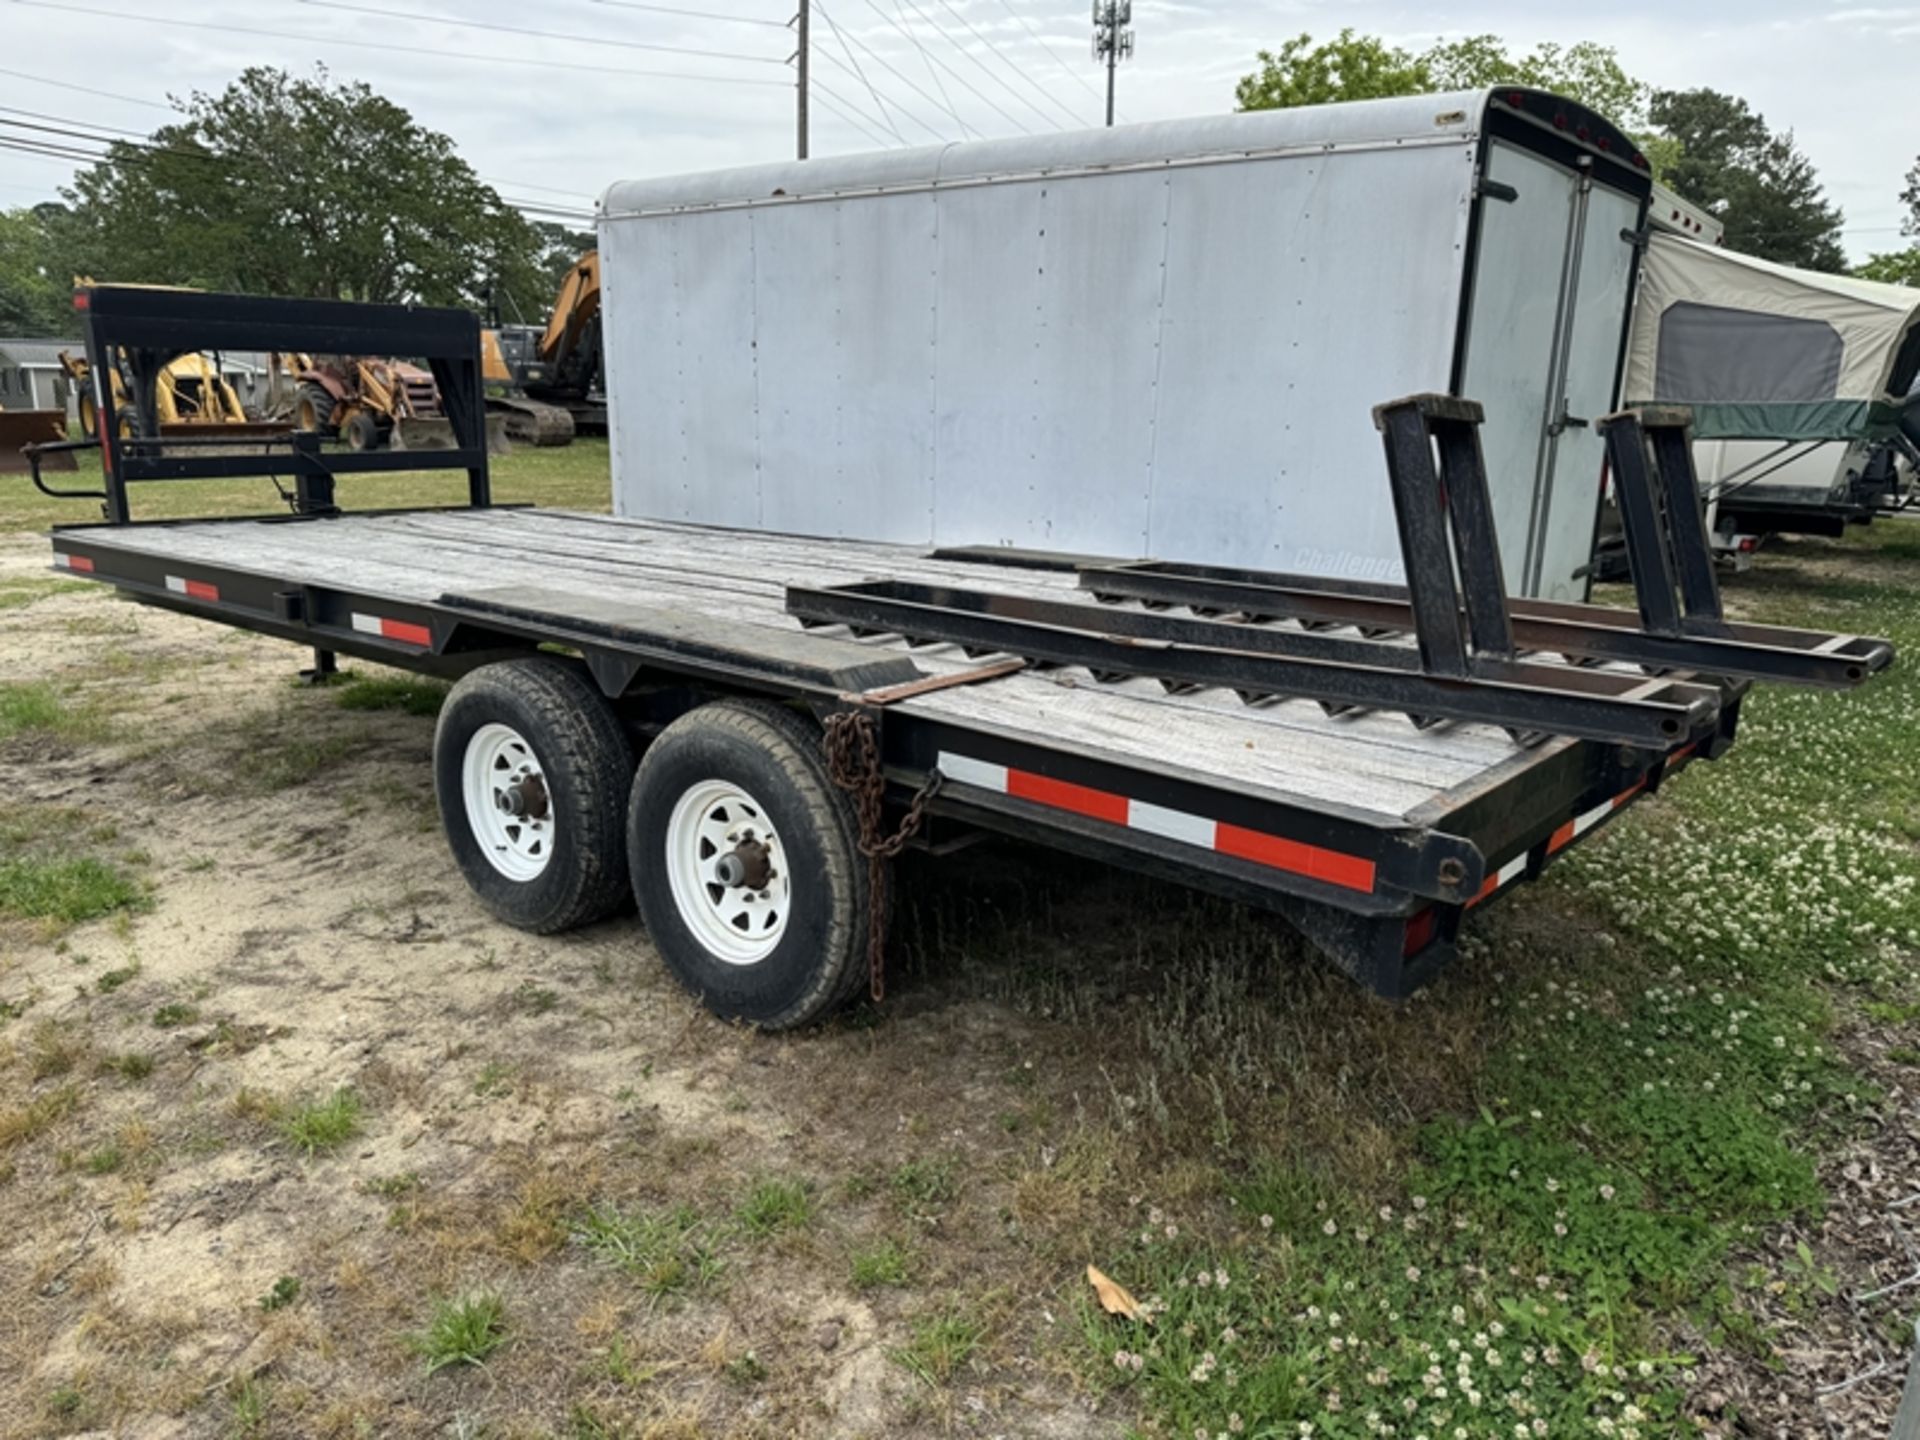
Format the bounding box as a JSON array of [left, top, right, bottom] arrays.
[[1091, 0, 1132, 128], [794, 0, 810, 158]]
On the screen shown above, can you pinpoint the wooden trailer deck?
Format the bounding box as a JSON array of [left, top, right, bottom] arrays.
[[60, 505, 1562, 825]]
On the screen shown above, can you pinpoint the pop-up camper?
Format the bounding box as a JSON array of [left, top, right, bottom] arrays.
[[1621, 234, 1920, 547]]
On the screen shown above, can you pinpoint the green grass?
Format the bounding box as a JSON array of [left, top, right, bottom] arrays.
[[0, 855, 144, 926], [849, 1238, 911, 1290], [103, 1052, 153, 1081], [0, 682, 109, 744], [735, 1177, 814, 1238], [572, 1203, 723, 1298], [278, 1089, 363, 1156], [150, 1002, 198, 1029], [408, 1292, 508, 1373], [258, 1274, 302, 1311], [334, 674, 448, 717], [219, 709, 363, 793], [889, 1156, 958, 1210], [0, 577, 92, 610], [0, 439, 613, 534], [1068, 528, 1920, 1435], [891, 1306, 986, 1388], [95, 964, 139, 993]]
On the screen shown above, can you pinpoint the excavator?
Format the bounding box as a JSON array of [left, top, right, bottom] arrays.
[[482, 250, 606, 445]]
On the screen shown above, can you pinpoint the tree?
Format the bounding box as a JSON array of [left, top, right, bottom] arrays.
[[1856, 250, 1920, 288], [58, 66, 557, 317], [0, 204, 75, 335], [1849, 158, 1920, 289], [1235, 32, 1673, 174], [1650, 89, 1845, 271], [1234, 30, 1430, 112], [1424, 36, 1649, 132]]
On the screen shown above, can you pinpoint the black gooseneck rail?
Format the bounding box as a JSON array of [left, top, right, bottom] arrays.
[[23, 285, 491, 525], [1076, 406, 1892, 690], [787, 396, 1894, 748]]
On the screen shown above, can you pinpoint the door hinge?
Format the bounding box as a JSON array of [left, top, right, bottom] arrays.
[[1548, 400, 1591, 437]]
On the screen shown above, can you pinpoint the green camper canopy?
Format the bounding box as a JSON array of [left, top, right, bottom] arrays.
[[1625, 234, 1920, 441]]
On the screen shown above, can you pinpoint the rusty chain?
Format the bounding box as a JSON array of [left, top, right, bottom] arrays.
[[822, 709, 943, 1003]]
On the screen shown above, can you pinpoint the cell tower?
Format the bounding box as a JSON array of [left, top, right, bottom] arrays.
[[1092, 0, 1133, 128]]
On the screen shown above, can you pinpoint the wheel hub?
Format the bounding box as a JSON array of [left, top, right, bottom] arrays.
[[714, 835, 773, 890], [664, 781, 792, 965], [461, 722, 555, 882], [494, 774, 550, 821]]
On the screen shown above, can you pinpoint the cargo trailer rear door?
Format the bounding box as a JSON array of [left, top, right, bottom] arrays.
[[1460, 139, 1643, 601]]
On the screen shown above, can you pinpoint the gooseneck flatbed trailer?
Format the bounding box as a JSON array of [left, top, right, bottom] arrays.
[[26, 287, 1896, 1028]]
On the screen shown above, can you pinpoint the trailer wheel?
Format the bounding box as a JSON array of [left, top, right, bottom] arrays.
[[434, 658, 634, 934], [628, 701, 871, 1030]]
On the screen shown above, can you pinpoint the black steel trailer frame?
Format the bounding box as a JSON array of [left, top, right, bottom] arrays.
[[24, 288, 1897, 1005]]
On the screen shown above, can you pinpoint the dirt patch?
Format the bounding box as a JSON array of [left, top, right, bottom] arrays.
[[0, 533, 1127, 1437], [5, 527, 1918, 1439]]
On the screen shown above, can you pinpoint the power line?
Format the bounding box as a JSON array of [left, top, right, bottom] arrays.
[[810, 17, 953, 142], [0, 105, 150, 139], [936, 0, 1082, 125], [868, 0, 976, 136], [813, 3, 964, 141], [817, 0, 905, 143], [0, 119, 599, 224], [584, 0, 790, 26], [924, 0, 1075, 128], [887, 0, 1042, 133], [0, 63, 174, 112], [8, 1, 793, 87], [0, 94, 598, 206], [990, 0, 1114, 120], [294, 0, 788, 67], [809, 81, 898, 148]]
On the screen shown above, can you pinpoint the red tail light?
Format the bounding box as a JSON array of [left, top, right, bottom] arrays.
[[1403, 907, 1439, 957]]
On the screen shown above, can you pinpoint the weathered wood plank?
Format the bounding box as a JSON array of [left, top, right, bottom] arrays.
[[74, 510, 1551, 818]]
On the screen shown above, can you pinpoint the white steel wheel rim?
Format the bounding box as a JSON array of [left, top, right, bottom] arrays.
[[665, 779, 792, 965], [463, 722, 556, 882]]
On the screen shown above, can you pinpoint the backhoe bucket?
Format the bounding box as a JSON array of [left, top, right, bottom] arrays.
[[0, 411, 73, 474], [389, 414, 511, 456], [156, 421, 294, 458]]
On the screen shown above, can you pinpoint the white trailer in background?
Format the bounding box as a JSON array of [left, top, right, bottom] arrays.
[[599, 89, 1656, 601]]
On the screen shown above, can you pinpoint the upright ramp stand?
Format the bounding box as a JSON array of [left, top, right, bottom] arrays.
[[1595, 404, 1728, 638]]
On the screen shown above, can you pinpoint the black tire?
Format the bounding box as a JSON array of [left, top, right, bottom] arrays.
[[344, 410, 382, 451], [628, 700, 872, 1030], [434, 657, 634, 934], [295, 382, 336, 435]]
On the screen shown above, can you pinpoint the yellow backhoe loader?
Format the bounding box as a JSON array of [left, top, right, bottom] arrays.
[[287, 353, 508, 454], [60, 348, 259, 440], [55, 276, 285, 455]]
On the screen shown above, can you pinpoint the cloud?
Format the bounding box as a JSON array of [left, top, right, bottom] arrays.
[[0, 0, 1906, 259]]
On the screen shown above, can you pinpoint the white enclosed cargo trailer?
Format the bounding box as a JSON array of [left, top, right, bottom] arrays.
[[599, 89, 1655, 601]]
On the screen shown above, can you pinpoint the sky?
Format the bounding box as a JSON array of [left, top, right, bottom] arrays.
[[0, 0, 1912, 262]]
